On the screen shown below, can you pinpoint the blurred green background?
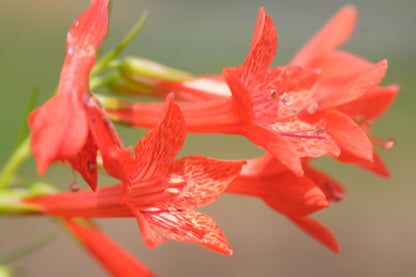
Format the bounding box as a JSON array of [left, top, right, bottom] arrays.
[[1, 0, 415, 276]]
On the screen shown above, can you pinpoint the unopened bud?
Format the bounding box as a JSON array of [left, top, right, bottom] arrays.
[[121, 57, 194, 84]]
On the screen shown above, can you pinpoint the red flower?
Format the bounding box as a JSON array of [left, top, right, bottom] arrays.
[[63, 218, 156, 277], [227, 153, 343, 252], [288, 6, 398, 175], [26, 96, 244, 255], [28, 0, 118, 190], [107, 6, 397, 177], [106, 8, 352, 176]]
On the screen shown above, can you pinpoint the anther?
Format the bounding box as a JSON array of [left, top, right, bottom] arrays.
[[307, 102, 319, 114], [383, 138, 396, 150], [69, 181, 80, 192], [168, 174, 185, 184], [167, 204, 178, 211], [165, 187, 181, 195], [313, 127, 326, 135], [183, 193, 193, 200], [352, 115, 365, 125], [369, 135, 396, 150], [279, 92, 292, 105], [269, 89, 278, 100]]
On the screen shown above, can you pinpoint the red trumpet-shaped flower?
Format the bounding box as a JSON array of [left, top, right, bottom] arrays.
[[227, 153, 343, 252], [106, 7, 347, 176], [63, 218, 156, 277], [26, 95, 244, 255], [107, 6, 396, 177], [287, 6, 398, 175], [28, 0, 120, 191]]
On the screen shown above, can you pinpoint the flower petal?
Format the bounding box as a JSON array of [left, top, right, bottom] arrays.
[[143, 210, 232, 255], [312, 50, 373, 85], [290, 5, 357, 67], [259, 171, 329, 217], [288, 216, 340, 253], [67, 132, 98, 191], [64, 218, 156, 277], [303, 165, 345, 202], [325, 110, 373, 161], [131, 93, 186, 181], [272, 120, 341, 158], [62, 0, 109, 97], [29, 0, 109, 175], [223, 67, 254, 122], [336, 84, 399, 121], [29, 94, 88, 175], [319, 60, 388, 109], [336, 150, 390, 177], [241, 7, 277, 85], [170, 156, 244, 209], [244, 124, 303, 176]]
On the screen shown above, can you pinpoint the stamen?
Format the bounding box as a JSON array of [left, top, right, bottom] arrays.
[[313, 126, 325, 135], [383, 138, 396, 150], [165, 187, 181, 195], [369, 135, 396, 150], [279, 92, 292, 105], [290, 109, 298, 122], [353, 115, 365, 125], [168, 174, 185, 184], [269, 89, 278, 100], [69, 181, 80, 192], [278, 126, 328, 140], [167, 204, 178, 211], [183, 192, 193, 200], [307, 102, 318, 114]]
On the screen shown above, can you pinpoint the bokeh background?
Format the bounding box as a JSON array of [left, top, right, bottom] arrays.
[[1, 0, 415, 276]]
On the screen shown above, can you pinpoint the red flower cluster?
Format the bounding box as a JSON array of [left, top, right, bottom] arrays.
[[23, 0, 397, 275]]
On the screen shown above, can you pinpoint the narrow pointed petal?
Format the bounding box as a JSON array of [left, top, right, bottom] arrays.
[[61, 0, 109, 100], [85, 99, 131, 189], [143, 210, 232, 255], [244, 124, 303, 176], [319, 60, 388, 109], [241, 7, 277, 84], [259, 172, 329, 217], [131, 93, 186, 181], [303, 165, 345, 202], [171, 156, 244, 209], [67, 132, 98, 190], [336, 150, 390, 177], [336, 84, 399, 121], [312, 51, 373, 84], [64, 219, 156, 277], [223, 67, 254, 122], [240, 153, 288, 177], [29, 0, 109, 175], [288, 216, 340, 253], [29, 94, 88, 175], [325, 110, 373, 161], [290, 5, 357, 67], [134, 211, 167, 248]]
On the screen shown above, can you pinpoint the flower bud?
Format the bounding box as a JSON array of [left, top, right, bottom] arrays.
[[120, 57, 194, 85]]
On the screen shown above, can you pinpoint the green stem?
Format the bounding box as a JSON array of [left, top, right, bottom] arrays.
[[0, 136, 31, 189], [90, 10, 149, 77]]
